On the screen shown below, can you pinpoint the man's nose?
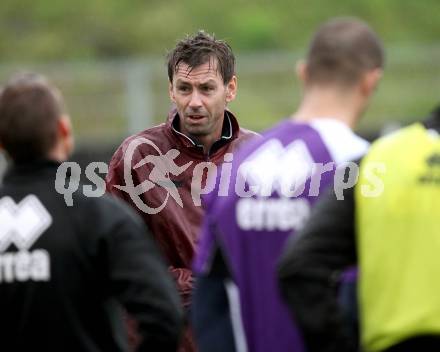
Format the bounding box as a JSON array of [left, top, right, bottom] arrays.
[[189, 90, 202, 109]]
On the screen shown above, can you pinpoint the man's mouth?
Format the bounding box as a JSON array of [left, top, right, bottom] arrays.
[[187, 114, 206, 120]]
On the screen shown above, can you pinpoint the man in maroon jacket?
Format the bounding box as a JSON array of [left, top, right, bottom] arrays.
[[106, 30, 257, 351]]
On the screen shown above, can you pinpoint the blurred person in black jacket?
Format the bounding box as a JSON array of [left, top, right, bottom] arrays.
[[0, 73, 183, 351]]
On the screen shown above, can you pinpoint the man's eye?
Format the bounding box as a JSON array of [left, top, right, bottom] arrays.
[[201, 86, 215, 92], [178, 86, 190, 92]]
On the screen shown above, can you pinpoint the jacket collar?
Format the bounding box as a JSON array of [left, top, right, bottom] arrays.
[[166, 108, 240, 154], [3, 159, 61, 183]]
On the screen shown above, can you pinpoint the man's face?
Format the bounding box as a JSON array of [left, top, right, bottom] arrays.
[[169, 58, 236, 142]]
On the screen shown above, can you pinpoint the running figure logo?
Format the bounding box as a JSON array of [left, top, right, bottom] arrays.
[[115, 137, 193, 214]]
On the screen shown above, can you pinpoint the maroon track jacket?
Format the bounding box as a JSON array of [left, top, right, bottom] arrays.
[[106, 109, 257, 351]]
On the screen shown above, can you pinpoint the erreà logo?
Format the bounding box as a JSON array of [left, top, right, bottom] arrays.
[[0, 195, 52, 283], [239, 139, 315, 197]]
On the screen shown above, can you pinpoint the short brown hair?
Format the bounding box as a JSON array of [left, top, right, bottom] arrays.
[[167, 30, 235, 85], [306, 18, 384, 85], [0, 73, 64, 163]]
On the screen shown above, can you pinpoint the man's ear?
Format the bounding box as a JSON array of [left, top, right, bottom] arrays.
[[295, 60, 308, 85], [225, 75, 237, 103], [58, 115, 71, 137], [58, 115, 74, 157], [361, 68, 383, 97], [169, 82, 175, 102]]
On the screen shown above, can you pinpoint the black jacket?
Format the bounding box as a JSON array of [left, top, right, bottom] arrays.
[[0, 160, 183, 351]]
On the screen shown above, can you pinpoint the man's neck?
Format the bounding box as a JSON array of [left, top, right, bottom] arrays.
[[47, 144, 69, 163], [292, 88, 362, 129], [196, 128, 223, 154], [174, 112, 228, 154]]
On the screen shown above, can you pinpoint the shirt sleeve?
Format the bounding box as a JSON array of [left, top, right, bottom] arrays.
[[192, 247, 236, 352], [192, 186, 237, 352]]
